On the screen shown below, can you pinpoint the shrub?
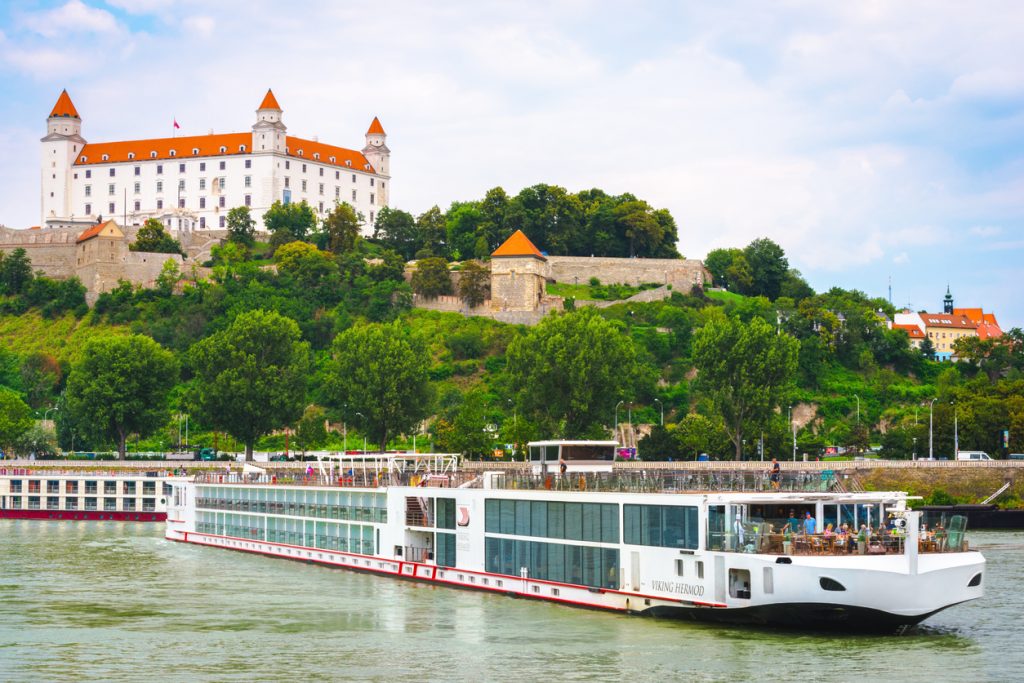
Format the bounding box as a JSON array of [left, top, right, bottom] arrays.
[[448, 330, 485, 360]]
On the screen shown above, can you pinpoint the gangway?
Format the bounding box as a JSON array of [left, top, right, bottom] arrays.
[[980, 481, 1011, 505]]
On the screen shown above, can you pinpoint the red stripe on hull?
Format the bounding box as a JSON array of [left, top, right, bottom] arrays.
[[0, 510, 165, 522]]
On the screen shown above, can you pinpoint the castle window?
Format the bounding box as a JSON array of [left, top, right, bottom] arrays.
[[319, 183, 324, 195], [370, 193, 375, 205], [244, 176, 251, 187], [345, 161, 352, 168], [314, 153, 320, 160], [102, 154, 109, 161], [85, 203, 91, 214], [134, 182, 141, 194], [81, 156, 88, 163], [352, 190, 357, 201], [128, 153, 136, 160], [244, 194, 251, 207], [199, 178, 207, 190], [245, 159, 251, 169], [179, 164, 185, 174], [285, 161, 290, 170], [219, 216, 225, 228], [151, 151, 158, 158], [85, 169, 91, 178], [219, 146, 226, 154], [370, 211, 374, 224], [109, 168, 115, 177], [192, 148, 199, 155], [200, 162, 206, 172], [169, 150, 176, 157], [108, 184, 115, 196], [335, 171, 339, 179], [301, 180, 307, 191], [219, 161, 225, 170], [179, 198, 185, 208], [156, 164, 163, 174], [156, 180, 163, 193], [364, 164, 370, 170], [199, 197, 206, 209], [319, 167, 324, 177], [381, 182, 385, 190], [330, 157, 336, 164], [157, 199, 163, 209], [335, 187, 339, 199], [298, 151, 304, 158], [370, 178, 375, 186], [219, 196, 225, 208], [134, 166, 141, 176], [284, 177, 290, 188], [318, 201, 324, 213], [179, 179, 185, 191], [134, 200, 140, 211], [85, 185, 91, 197], [200, 216, 206, 229], [109, 202, 115, 213], [240, 145, 247, 153], [302, 163, 307, 173]]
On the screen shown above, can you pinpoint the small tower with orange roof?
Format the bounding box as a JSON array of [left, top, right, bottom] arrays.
[[252, 88, 287, 154], [41, 89, 86, 223], [489, 230, 548, 312], [362, 116, 390, 206]]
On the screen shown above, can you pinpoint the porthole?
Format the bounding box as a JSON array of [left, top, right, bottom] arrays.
[[968, 573, 982, 587], [819, 577, 846, 592]]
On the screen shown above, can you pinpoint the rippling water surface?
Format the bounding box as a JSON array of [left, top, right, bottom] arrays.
[[0, 522, 1020, 682]]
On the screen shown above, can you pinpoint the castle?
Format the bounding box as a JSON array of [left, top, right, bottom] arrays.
[[40, 89, 389, 233]]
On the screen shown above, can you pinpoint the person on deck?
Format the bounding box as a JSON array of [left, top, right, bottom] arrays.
[[803, 511, 816, 535], [769, 459, 781, 490]]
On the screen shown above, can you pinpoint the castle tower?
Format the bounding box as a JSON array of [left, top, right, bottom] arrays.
[[489, 230, 547, 312], [41, 89, 86, 223], [362, 117, 390, 205], [943, 285, 954, 314], [252, 89, 287, 154]]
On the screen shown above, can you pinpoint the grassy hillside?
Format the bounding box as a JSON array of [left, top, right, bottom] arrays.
[[0, 310, 127, 361]]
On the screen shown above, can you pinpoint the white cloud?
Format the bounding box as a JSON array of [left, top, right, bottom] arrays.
[[892, 252, 909, 264], [969, 225, 1003, 237], [20, 0, 120, 38], [182, 15, 216, 39]]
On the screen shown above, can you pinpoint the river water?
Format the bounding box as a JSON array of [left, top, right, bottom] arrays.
[[0, 522, 1019, 682]]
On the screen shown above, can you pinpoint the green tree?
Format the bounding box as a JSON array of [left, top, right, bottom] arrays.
[[373, 206, 418, 260], [155, 259, 181, 296], [294, 404, 328, 456], [66, 335, 179, 459], [692, 314, 799, 460], [0, 248, 34, 295], [264, 200, 316, 251], [324, 321, 432, 452], [190, 310, 310, 460], [322, 202, 362, 254], [19, 352, 62, 410], [448, 390, 494, 459], [0, 388, 33, 456], [506, 308, 644, 437], [415, 205, 447, 257], [15, 423, 58, 458], [226, 206, 256, 246], [458, 260, 490, 308], [130, 218, 185, 256], [445, 202, 484, 260], [743, 237, 789, 300], [411, 257, 452, 298], [673, 413, 724, 459]]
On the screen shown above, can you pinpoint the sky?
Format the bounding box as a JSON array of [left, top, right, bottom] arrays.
[[1, 1, 1022, 326]]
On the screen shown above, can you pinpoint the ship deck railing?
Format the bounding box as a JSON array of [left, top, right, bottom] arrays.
[[191, 468, 857, 495]]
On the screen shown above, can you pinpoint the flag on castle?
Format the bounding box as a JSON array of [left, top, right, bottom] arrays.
[[173, 118, 180, 129]]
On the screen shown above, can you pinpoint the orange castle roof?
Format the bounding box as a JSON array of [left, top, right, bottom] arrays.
[[77, 220, 117, 243], [74, 132, 374, 172], [49, 89, 79, 118], [258, 89, 281, 110], [367, 116, 386, 135], [893, 324, 925, 339], [492, 230, 545, 260]]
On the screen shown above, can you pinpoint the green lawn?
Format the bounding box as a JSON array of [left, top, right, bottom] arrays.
[[547, 281, 661, 301], [705, 289, 746, 305]]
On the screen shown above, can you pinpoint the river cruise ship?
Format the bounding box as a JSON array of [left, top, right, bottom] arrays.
[[165, 448, 985, 631], [0, 468, 171, 521]]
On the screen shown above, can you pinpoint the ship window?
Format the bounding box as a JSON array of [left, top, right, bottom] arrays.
[[675, 559, 685, 577], [763, 567, 774, 594], [819, 577, 846, 592], [696, 561, 704, 579], [730, 569, 752, 599], [968, 573, 982, 588]]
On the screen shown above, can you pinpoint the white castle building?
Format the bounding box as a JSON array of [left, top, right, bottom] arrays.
[[40, 89, 390, 234]]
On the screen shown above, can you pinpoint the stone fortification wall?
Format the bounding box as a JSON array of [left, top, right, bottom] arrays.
[[545, 256, 710, 289]]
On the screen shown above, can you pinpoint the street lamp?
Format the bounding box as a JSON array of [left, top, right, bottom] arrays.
[[912, 436, 917, 461], [614, 400, 624, 441], [788, 405, 796, 461], [653, 398, 664, 427], [928, 398, 938, 459], [854, 394, 860, 425], [355, 412, 366, 454], [44, 407, 57, 422], [952, 401, 959, 457]]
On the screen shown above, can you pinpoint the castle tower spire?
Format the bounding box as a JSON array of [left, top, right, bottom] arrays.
[[362, 116, 390, 203], [943, 285, 954, 314], [41, 89, 86, 224], [252, 88, 286, 154]]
